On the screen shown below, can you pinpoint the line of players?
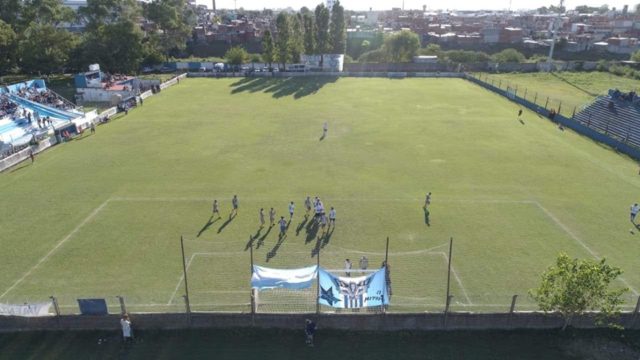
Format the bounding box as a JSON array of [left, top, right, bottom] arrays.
[[211, 195, 336, 236]]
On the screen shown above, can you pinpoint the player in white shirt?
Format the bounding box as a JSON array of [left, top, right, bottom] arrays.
[[289, 201, 295, 219], [259, 208, 265, 227], [329, 207, 336, 226]]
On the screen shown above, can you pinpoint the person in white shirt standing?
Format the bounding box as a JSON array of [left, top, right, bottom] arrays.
[[120, 314, 133, 343], [329, 207, 336, 227], [344, 258, 352, 277]]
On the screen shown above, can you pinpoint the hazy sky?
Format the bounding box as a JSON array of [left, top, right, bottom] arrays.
[[200, 0, 632, 11]]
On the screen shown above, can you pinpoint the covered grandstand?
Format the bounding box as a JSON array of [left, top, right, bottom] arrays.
[[0, 79, 95, 158]]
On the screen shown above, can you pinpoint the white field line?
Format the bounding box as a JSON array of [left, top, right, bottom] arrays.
[[0, 200, 110, 300], [438, 252, 473, 306], [533, 201, 639, 296], [167, 253, 197, 305]]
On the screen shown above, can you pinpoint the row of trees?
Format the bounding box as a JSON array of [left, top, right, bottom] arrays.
[[0, 0, 195, 75], [261, 2, 345, 70]]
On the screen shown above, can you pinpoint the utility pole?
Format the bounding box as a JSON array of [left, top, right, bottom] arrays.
[[547, 0, 565, 70]]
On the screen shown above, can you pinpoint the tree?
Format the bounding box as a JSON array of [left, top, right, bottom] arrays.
[[0, 20, 16, 74], [78, 0, 140, 30], [491, 48, 526, 63], [383, 30, 420, 62], [290, 13, 304, 63], [20, 0, 76, 28], [631, 50, 640, 62], [262, 30, 275, 69], [0, 0, 22, 26], [144, 0, 194, 59], [329, 0, 346, 54], [18, 23, 77, 74], [77, 19, 144, 73], [303, 12, 315, 55], [314, 4, 330, 67], [225, 46, 248, 66], [529, 253, 628, 330], [275, 12, 291, 70]]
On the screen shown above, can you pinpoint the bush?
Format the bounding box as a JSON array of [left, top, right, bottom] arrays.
[[491, 48, 526, 63], [358, 48, 387, 63], [444, 50, 489, 63]]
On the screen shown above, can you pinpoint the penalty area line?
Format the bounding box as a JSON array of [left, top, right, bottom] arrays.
[[0, 199, 110, 300], [534, 201, 639, 296], [437, 252, 473, 306]]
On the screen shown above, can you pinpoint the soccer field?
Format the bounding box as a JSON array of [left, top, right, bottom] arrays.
[[1, 77, 639, 314]]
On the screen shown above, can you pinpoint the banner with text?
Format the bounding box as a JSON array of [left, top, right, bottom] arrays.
[[318, 268, 389, 309]]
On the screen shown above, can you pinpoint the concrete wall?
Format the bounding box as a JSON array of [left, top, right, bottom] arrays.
[[1, 312, 639, 332], [0, 135, 58, 172]]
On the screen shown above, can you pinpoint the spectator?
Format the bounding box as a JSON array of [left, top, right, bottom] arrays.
[[305, 319, 316, 346], [120, 314, 133, 343], [359, 256, 368, 274]]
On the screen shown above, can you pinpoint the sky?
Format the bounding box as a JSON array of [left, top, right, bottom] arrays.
[[199, 0, 633, 11]]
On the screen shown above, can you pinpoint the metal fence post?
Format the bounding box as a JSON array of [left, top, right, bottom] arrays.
[[508, 295, 518, 327], [183, 295, 192, 326], [443, 295, 453, 329], [116, 296, 127, 315], [498, 80, 502, 89], [523, 88, 527, 101], [572, 106, 576, 119], [534, 93, 538, 105], [50, 296, 60, 327], [544, 97, 549, 110]]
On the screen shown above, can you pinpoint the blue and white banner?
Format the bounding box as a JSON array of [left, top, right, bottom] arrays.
[[318, 268, 389, 308], [251, 265, 317, 291]]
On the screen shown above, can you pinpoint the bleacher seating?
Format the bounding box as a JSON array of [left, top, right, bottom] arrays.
[[573, 93, 640, 148]]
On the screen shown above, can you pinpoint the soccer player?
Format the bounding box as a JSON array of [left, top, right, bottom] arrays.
[[359, 256, 368, 275], [279, 216, 287, 236], [344, 259, 352, 277], [329, 207, 336, 226], [425, 192, 432, 208], [305, 196, 312, 214], [231, 195, 238, 216], [212, 199, 220, 218], [29, 150, 34, 163], [259, 208, 265, 227], [269, 208, 276, 226], [518, 109, 523, 118], [631, 203, 639, 223], [289, 201, 295, 219], [323, 122, 328, 136]]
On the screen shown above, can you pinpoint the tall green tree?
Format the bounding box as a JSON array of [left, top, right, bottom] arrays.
[[144, 0, 194, 59], [275, 12, 291, 70], [0, 20, 17, 74], [0, 0, 22, 27], [530, 253, 628, 330], [77, 0, 145, 73], [20, 0, 75, 28], [290, 13, 304, 63], [631, 49, 640, 62], [383, 30, 420, 62], [314, 4, 330, 67], [18, 23, 77, 74], [303, 13, 315, 55], [262, 29, 275, 69], [329, 0, 346, 54]]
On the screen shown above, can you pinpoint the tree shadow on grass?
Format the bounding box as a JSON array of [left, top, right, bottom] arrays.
[[230, 76, 339, 99], [197, 216, 220, 237]]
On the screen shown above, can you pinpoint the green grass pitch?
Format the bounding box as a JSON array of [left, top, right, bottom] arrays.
[[1, 77, 639, 313]]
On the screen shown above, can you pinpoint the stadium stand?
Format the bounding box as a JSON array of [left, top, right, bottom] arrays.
[[573, 90, 640, 148]]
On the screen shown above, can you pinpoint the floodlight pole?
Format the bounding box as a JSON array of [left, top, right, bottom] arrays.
[[445, 237, 453, 309], [180, 236, 192, 318]]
